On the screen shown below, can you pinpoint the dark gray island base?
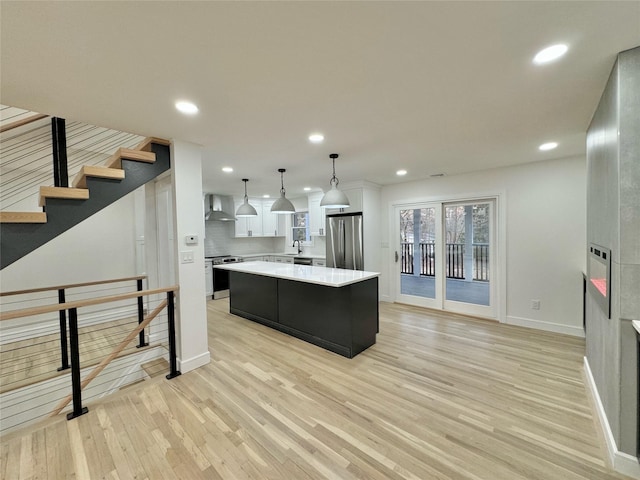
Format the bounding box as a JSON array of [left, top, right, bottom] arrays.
[[229, 271, 379, 358]]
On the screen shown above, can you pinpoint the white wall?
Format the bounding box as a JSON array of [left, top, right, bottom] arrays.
[[380, 156, 586, 336], [0, 193, 139, 340]]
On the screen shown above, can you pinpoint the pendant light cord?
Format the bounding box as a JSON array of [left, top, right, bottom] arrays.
[[329, 153, 340, 187], [243, 179, 249, 201], [280, 170, 286, 195]]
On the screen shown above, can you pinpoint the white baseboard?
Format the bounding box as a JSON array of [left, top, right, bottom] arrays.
[[584, 356, 640, 479], [505, 315, 584, 337], [178, 350, 210, 373], [380, 294, 392, 303]]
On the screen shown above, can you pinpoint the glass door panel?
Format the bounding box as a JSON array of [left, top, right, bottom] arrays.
[[396, 199, 496, 319], [398, 206, 438, 307], [444, 202, 493, 314]]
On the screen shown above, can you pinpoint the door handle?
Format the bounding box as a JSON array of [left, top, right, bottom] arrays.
[[395, 251, 399, 263]]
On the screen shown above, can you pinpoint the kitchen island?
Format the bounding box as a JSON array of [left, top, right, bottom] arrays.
[[214, 261, 379, 358]]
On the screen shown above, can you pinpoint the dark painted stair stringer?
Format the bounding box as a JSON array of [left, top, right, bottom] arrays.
[[0, 143, 170, 270]]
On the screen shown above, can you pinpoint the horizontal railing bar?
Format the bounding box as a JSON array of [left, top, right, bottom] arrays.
[[0, 114, 48, 133], [0, 286, 179, 321], [0, 275, 148, 297]]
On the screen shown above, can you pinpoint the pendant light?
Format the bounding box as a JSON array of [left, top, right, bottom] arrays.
[[320, 153, 350, 208], [270, 168, 295, 213], [236, 179, 258, 217]]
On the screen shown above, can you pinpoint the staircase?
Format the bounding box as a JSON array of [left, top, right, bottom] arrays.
[[0, 137, 171, 269]]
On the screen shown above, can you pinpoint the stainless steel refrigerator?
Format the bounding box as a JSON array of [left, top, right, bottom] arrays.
[[326, 212, 364, 270]]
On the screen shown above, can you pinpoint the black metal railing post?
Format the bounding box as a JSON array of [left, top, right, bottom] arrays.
[[472, 244, 489, 281], [51, 117, 68, 187], [57, 289, 70, 371], [66, 307, 88, 420], [136, 279, 148, 348], [166, 291, 181, 380]]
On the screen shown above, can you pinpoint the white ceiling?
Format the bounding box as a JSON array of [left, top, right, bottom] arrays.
[[1, 1, 639, 199]]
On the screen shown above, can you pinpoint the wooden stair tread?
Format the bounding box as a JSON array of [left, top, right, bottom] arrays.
[[0, 211, 47, 224], [106, 148, 156, 169], [39, 186, 89, 207], [141, 358, 169, 378], [72, 165, 125, 189], [134, 137, 171, 152]]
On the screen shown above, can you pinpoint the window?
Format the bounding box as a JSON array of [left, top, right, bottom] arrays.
[[292, 212, 311, 243]]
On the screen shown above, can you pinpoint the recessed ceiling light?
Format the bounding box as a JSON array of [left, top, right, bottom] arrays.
[[539, 142, 558, 151], [175, 100, 199, 115], [309, 133, 324, 143], [303, 187, 312, 191], [533, 44, 568, 64], [263, 194, 270, 198], [222, 166, 233, 173], [396, 169, 407, 176]]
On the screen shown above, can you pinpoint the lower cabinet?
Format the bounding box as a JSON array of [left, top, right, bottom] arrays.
[[273, 256, 293, 264], [228, 271, 378, 358], [242, 255, 265, 262]]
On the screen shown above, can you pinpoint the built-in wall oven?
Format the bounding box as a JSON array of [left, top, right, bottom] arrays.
[[210, 255, 243, 299]]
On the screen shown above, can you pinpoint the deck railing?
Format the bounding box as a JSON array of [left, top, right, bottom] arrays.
[[400, 242, 489, 281]]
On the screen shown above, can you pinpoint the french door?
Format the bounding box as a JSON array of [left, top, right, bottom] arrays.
[[395, 199, 496, 318]]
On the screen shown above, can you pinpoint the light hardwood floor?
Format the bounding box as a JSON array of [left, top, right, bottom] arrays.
[[0, 299, 630, 479]]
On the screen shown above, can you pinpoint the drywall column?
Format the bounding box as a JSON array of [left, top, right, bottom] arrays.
[[586, 46, 640, 466], [170, 140, 210, 373]]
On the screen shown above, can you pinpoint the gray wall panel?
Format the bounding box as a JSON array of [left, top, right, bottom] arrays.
[[586, 46, 640, 457]]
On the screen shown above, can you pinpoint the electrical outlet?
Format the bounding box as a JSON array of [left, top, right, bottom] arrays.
[[531, 299, 540, 310]]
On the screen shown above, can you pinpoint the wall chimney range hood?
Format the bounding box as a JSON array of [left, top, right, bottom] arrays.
[[205, 194, 236, 222]]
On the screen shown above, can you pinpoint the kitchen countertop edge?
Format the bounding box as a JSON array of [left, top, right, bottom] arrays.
[[213, 261, 379, 288], [237, 252, 327, 260]]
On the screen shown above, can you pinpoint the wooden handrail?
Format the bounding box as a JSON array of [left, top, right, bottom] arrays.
[[0, 286, 179, 321], [0, 275, 147, 297], [50, 299, 168, 416], [0, 113, 48, 133]]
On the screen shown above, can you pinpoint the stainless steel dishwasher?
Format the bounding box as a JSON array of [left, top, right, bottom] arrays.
[[293, 257, 313, 266]]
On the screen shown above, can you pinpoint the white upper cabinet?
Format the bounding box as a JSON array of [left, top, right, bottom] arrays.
[[233, 198, 285, 237], [308, 191, 326, 236], [325, 187, 363, 215], [261, 199, 283, 237], [233, 197, 262, 237]]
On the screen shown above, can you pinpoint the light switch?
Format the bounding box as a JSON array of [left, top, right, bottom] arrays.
[[180, 250, 195, 264]]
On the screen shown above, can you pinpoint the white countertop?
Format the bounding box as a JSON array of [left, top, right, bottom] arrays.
[[213, 261, 379, 287], [633, 320, 640, 335], [239, 252, 326, 260]]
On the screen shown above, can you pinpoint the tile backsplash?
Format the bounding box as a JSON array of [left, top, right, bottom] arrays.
[[204, 220, 326, 257]]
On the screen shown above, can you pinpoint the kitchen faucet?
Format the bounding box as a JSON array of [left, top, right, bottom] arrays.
[[292, 239, 302, 254]]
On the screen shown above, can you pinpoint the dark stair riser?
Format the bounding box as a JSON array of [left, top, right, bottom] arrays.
[[0, 144, 170, 270]]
